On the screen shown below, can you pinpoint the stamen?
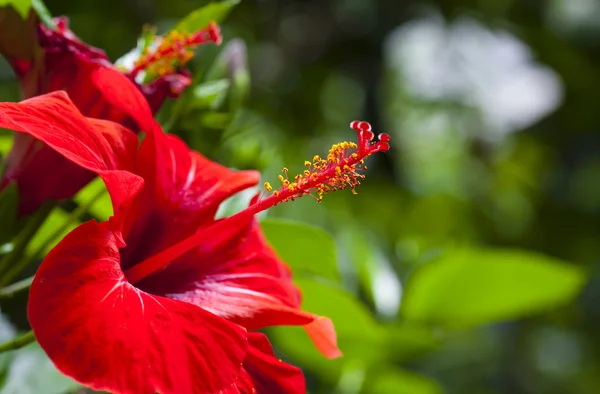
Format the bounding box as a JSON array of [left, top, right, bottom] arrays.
[[263, 120, 389, 203], [129, 22, 222, 78], [124, 120, 389, 284]]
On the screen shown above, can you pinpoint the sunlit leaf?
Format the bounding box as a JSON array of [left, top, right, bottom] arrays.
[[173, 0, 240, 34], [0, 0, 31, 19], [261, 219, 340, 281], [401, 248, 587, 327], [73, 177, 112, 221], [0, 134, 13, 157]]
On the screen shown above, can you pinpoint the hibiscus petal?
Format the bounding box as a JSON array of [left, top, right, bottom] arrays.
[[0, 91, 143, 221], [235, 333, 305, 394], [137, 72, 192, 113], [28, 220, 248, 394], [143, 130, 260, 220], [91, 66, 155, 132], [120, 129, 260, 262], [138, 219, 342, 359], [304, 316, 343, 359]]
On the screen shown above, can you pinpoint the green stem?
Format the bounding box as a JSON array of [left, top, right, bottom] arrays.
[[0, 276, 33, 300], [0, 188, 107, 286], [0, 331, 35, 353], [0, 202, 54, 281]]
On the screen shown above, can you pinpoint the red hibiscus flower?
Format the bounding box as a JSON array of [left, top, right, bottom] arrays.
[[0, 92, 389, 393], [0, 15, 221, 215]]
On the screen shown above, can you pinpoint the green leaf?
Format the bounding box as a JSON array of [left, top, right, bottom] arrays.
[[73, 177, 112, 221], [364, 369, 443, 394], [192, 79, 231, 110], [24, 208, 77, 257], [173, 0, 240, 34], [0, 134, 12, 157], [0, 184, 18, 243], [385, 323, 441, 362], [339, 227, 401, 317], [30, 0, 54, 28], [269, 278, 385, 382], [401, 248, 587, 327], [261, 219, 340, 281], [0, 0, 31, 19]]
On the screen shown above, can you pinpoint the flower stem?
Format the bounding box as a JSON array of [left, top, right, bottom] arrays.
[[0, 331, 35, 354], [0, 276, 33, 300], [0, 202, 54, 282]]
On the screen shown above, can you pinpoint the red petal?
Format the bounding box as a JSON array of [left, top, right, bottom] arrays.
[[0, 92, 143, 220], [137, 220, 342, 359], [28, 220, 248, 394], [120, 130, 259, 264], [143, 130, 260, 221], [91, 66, 155, 132], [0, 91, 137, 173], [235, 333, 305, 394], [137, 72, 192, 113], [304, 317, 343, 359]]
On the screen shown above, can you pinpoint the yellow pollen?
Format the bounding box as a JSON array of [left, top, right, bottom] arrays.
[[264, 182, 272, 192], [260, 121, 389, 205], [131, 23, 221, 78]]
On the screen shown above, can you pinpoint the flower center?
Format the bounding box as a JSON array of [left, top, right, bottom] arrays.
[[128, 22, 222, 79], [124, 121, 390, 284]]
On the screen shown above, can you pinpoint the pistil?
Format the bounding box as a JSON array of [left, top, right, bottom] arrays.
[[124, 121, 390, 284], [128, 22, 222, 78]]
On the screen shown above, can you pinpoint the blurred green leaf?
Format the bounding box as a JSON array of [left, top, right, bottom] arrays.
[[0, 0, 31, 19], [401, 249, 587, 327], [173, 0, 240, 34], [385, 323, 441, 362], [196, 112, 231, 129], [215, 186, 262, 219], [261, 219, 340, 281], [73, 177, 112, 222], [364, 369, 443, 394], [24, 208, 76, 257], [340, 227, 401, 317], [0, 134, 12, 157], [269, 278, 384, 382], [30, 0, 53, 27], [0, 184, 17, 243], [0, 313, 77, 394], [192, 79, 230, 110], [0, 342, 79, 394]]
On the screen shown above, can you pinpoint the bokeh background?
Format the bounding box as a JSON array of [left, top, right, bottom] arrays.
[[1, 0, 600, 393]]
